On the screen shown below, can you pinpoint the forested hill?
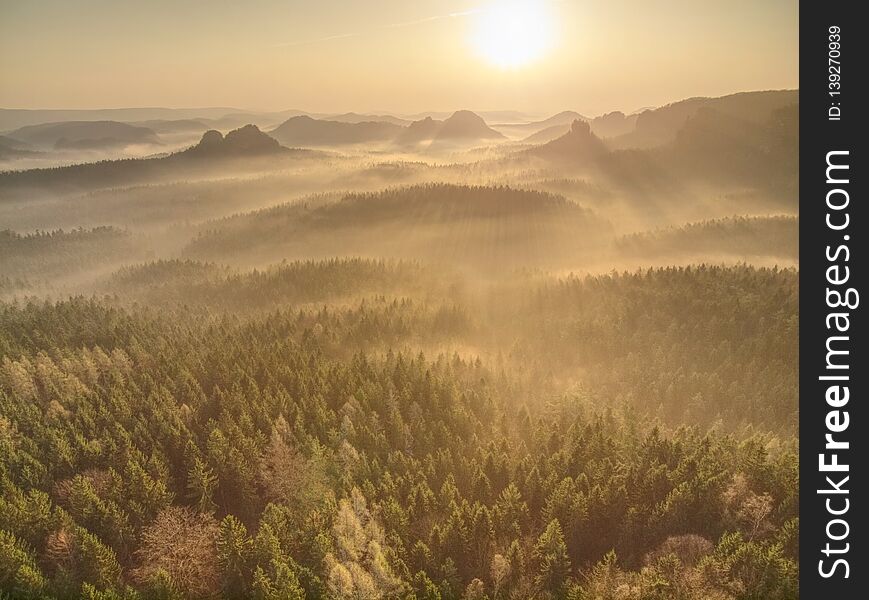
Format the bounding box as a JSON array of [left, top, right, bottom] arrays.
[[0, 262, 798, 599], [183, 184, 612, 270], [0, 126, 313, 196]]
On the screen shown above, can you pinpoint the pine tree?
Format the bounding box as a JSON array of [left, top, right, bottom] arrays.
[[217, 515, 253, 597], [532, 520, 571, 597]]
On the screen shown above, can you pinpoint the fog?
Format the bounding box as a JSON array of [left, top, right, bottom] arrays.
[[1, 94, 797, 301], [0, 91, 801, 600], [0, 92, 798, 419]]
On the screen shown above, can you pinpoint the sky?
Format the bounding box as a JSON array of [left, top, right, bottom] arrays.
[[0, 0, 798, 117]]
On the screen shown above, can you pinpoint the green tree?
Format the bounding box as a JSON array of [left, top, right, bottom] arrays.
[[532, 520, 571, 597]]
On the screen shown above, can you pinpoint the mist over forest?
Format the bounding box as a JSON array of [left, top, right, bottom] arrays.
[[1, 90, 799, 600]]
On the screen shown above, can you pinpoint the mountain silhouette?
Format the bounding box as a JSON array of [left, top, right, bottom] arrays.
[[666, 104, 798, 193], [434, 110, 505, 141], [0, 125, 304, 192], [521, 124, 570, 144], [589, 111, 637, 138], [182, 125, 285, 157], [269, 115, 401, 146], [0, 107, 253, 131], [132, 119, 210, 134], [497, 110, 587, 133], [610, 90, 798, 149], [528, 120, 608, 161], [6, 120, 160, 150], [325, 112, 411, 127], [507, 111, 634, 141], [394, 117, 443, 145]]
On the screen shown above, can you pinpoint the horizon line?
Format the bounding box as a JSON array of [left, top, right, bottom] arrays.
[[0, 87, 800, 120]]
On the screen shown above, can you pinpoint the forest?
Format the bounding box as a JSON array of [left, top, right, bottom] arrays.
[[0, 90, 798, 599]]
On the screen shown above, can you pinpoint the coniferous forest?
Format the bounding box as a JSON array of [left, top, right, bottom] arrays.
[[1, 90, 798, 600]]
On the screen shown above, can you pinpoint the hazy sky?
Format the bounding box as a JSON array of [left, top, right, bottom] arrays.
[[0, 0, 798, 116]]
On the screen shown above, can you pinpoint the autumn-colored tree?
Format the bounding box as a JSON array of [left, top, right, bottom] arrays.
[[133, 507, 220, 599]]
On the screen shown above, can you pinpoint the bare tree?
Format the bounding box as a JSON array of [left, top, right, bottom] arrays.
[[132, 506, 220, 599]]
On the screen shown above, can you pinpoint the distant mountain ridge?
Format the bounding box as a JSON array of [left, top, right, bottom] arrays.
[[0, 107, 246, 131], [493, 110, 639, 141], [131, 119, 210, 133], [0, 124, 306, 192], [0, 135, 40, 160], [268, 110, 505, 148], [325, 113, 411, 127], [396, 111, 505, 147], [610, 89, 798, 149], [270, 116, 402, 146], [495, 110, 586, 131], [434, 110, 505, 142], [5, 120, 160, 150], [395, 117, 442, 145]]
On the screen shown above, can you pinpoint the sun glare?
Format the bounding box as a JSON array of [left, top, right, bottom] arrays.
[[471, 1, 556, 69]]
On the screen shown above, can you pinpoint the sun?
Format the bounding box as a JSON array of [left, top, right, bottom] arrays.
[[470, 1, 556, 69]]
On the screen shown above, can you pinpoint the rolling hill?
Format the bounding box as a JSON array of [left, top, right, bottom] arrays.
[[130, 119, 210, 134], [0, 135, 39, 161], [184, 183, 610, 269], [0, 107, 248, 130], [269, 115, 402, 146], [4, 120, 161, 150], [616, 215, 798, 261], [325, 112, 411, 126]]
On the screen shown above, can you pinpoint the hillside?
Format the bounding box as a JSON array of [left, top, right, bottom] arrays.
[[617, 215, 798, 261], [0, 262, 798, 599], [527, 120, 608, 162], [0, 227, 147, 288], [0, 125, 310, 195], [0, 0, 802, 594], [588, 110, 638, 138], [184, 183, 610, 268], [521, 123, 571, 144], [0, 136, 39, 161], [611, 89, 798, 149], [394, 116, 444, 145], [108, 258, 435, 310], [434, 110, 505, 142], [667, 103, 798, 195], [4, 120, 161, 150]]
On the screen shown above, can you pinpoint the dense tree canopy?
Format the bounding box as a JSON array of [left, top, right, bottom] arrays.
[[1, 261, 797, 599]]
